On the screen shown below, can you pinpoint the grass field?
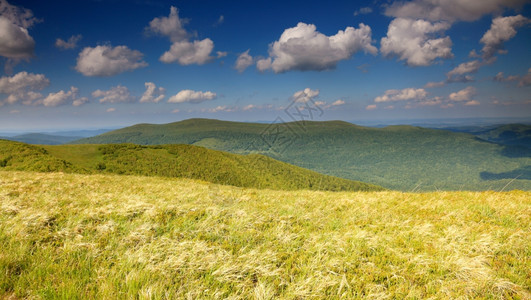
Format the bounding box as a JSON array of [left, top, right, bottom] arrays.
[[1, 171, 529, 299]]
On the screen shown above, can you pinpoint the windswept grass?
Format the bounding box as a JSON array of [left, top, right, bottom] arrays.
[[0, 171, 529, 299]]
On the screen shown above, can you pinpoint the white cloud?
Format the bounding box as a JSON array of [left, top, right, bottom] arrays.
[[374, 88, 427, 102], [41, 86, 79, 107], [72, 97, 89, 107], [449, 86, 476, 102], [140, 82, 165, 103], [354, 7, 373, 16], [106, 107, 116, 112], [168, 89, 216, 103], [494, 71, 519, 82], [292, 88, 320, 103], [216, 51, 227, 58], [424, 81, 446, 88], [256, 57, 272, 72], [447, 60, 482, 77], [0, 16, 35, 60], [55, 34, 82, 50], [235, 49, 254, 73], [160, 39, 214, 65], [76, 45, 147, 77], [147, 6, 188, 43], [332, 99, 345, 106], [0, 0, 39, 67], [381, 18, 453, 66], [242, 104, 256, 111], [366, 104, 377, 110], [215, 15, 224, 26], [480, 15, 530, 60], [171, 109, 180, 113], [385, 0, 529, 22], [92, 85, 133, 103], [258, 22, 377, 73], [148, 6, 215, 65], [0, 71, 49, 105], [518, 68, 531, 87], [464, 100, 480, 106], [207, 105, 235, 113]]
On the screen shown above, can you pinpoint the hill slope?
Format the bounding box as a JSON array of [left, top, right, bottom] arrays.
[[72, 118, 531, 191], [0, 133, 82, 145], [0, 140, 382, 192], [1, 171, 529, 298]]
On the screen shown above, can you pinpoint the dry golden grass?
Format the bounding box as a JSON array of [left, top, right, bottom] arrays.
[[0, 171, 529, 299]]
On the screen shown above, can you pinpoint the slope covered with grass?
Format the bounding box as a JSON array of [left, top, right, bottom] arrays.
[[0, 171, 529, 298], [72, 118, 531, 191], [0, 140, 382, 192]]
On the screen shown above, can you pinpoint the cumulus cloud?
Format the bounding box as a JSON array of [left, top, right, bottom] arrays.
[[41, 86, 79, 107], [235, 49, 254, 73], [0, 71, 48, 105], [449, 86, 476, 102], [374, 88, 427, 102], [160, 39, 214, 65], [168, 89, 216, 103], [332, 99, 345, 106], [480, 15, 530, 61], [147, 6, 215, 65], [381, 18, 453, 66], [385, 0, 529, 22], [464, 100, 480, 106], [447, 60, 482, 77], [76, 45, 147, 77], [92, 85, 133, 103], [140, 82, 165, 103], [72, 97, 89, 107], [216, 51, 227, 58], [292, 88, 320, 103], [0, 16, 35, 60], [0, 0, 39, 62], [147, 6, 188, 42], [106, 107, 116, 112], [257, 22, 377, 73], [366, 104, 377, 110], [55, 34, 82, 50]]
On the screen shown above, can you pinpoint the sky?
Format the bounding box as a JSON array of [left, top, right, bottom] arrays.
[[0, 0, 530, 131]]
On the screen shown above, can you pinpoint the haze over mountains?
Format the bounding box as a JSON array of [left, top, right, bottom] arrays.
[[71, 118, 531, 191]]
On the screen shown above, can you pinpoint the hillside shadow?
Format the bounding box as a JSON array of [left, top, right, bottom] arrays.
[[500, 145, 531, 158], [481, 165, 531, 180]]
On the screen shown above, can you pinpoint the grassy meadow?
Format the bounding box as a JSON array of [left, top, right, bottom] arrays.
[[1, 171, 529, 299]]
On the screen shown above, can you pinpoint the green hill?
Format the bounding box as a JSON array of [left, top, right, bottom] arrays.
[[72, 118, 531, 191], [0, 139, 382, 192]]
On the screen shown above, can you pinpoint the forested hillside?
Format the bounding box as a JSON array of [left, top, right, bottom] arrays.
[[72, 119, 531, 191]]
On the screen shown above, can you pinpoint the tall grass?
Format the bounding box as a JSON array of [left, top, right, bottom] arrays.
[[1, 171, 529, 299]]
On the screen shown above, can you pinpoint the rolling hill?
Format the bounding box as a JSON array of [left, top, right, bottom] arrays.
[[444, 124, 531, 149], [0, 133, 82, 145], [1, 171, 529, 298], [0, 139, 382, 192], [72, 118, 531, 191]]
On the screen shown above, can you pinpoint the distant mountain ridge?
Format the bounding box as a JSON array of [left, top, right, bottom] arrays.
[[0, 139, 382, 192], [71, 118, 531, 191]]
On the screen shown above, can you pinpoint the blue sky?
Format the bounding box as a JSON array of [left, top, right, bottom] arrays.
[[0, 0, 530, 130]]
